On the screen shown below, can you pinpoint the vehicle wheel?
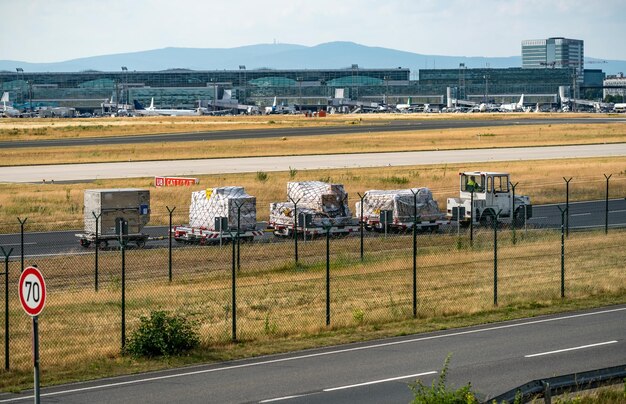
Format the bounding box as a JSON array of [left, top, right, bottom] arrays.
[[80, 239, 91, 248], [479, 210, 496, 227], [135, 239, 146, 248], [97, 240, 108, 250]]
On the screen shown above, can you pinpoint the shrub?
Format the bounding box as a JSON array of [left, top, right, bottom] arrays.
[[124, 310, 199, 357], [256, 171, 269, 182], [409, 354, 477, 403]]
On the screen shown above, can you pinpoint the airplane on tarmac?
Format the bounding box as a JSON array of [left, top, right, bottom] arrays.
[[133, 98, 202, 116], [499, 94, 528, 112], [1, 92, 22, 117], [264, 96, 296, 114], [394, 97, 421, 112]]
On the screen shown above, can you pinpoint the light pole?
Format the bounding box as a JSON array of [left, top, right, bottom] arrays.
[[15, 67, 24, 104], [121, 66, 128, 107]]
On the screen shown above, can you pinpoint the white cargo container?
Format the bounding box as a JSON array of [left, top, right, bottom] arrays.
[[77, 188, 151, 248]]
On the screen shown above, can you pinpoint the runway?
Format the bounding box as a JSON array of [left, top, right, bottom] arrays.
[[1, 143, 625, 183], [1, 117, 624, 149]]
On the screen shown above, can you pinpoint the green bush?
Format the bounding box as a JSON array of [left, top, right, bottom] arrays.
[[256, 171, 269, 182], [409, 354, 477, 404], [124, 310, 199, 357]]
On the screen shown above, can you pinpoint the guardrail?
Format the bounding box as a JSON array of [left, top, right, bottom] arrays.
[[487, 364, 626, 403]]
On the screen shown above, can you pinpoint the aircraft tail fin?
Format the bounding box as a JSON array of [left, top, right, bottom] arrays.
[[1, 92, 8, 103], [149, 98, 155, 109], [518, 94, 525, 108], [133, 100, 144, 110], [272, 96, 277, 107]]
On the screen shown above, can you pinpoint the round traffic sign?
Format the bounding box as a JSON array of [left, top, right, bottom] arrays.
[[18, 266, 46, 316]]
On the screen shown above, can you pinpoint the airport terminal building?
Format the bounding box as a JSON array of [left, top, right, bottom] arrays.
[[0, 64, 603, 113]]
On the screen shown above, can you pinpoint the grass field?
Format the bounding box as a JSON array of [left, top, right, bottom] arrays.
[[0, 156, 624, 232], [1, 112, 615, 141], [0, 226, 624, 391], [1, 121, 625, 166]]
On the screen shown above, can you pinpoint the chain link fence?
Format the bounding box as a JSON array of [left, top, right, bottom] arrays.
[[1, 178, 625, 387]]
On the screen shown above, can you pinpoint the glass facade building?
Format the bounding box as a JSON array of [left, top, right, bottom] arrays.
[[0, 64, 591, 111], [522, 37, 584, 70]]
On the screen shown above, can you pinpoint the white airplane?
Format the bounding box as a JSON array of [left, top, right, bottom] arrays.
[[500, 94, 527, 112], [1, 92, 22, 117], [395, 97, 418, 112], [264, 96, 296, 114], [133, 98, 201, 116]]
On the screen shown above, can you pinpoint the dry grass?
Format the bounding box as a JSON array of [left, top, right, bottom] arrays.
[[1, 122, 625, 166], [1, 112, 612, 141], [1, 156, 625, 233], [1, 227, 624, 390]]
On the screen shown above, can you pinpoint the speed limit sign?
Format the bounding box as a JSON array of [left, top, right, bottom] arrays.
[[18, 266, 47, 317]]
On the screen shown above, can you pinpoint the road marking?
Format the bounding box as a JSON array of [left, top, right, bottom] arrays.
[[0, 307, 624, 403], [528, 216, 548, 220], [323, 371, 437, 392], [1, 242, 37, 246], [525, 341, 618, 358], [610, 209, 626, 214], [571, 213, 591, 217], [259, 394, 311, 402]]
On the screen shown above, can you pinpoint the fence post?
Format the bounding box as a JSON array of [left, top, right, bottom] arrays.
[[563, 177, 572, 237], [119, 221, 128, 351], [231, 230, 237, 341], [493, 210, 501, 306], [166, 206, 175, 282], [510, 181, 518, 245], [1, 247, 12, 370], [358, 193, 365, 262], [236, 202, 242, 271], [411, 190, 419, 318], [470, 191, 474, 247], [17, 217, 27, 272], [325, 224, 331, 326], [558, 206, 567, 298], [92, 212, 101, 291], [289, 198, 300, 265], [604, 174, 612, 235]]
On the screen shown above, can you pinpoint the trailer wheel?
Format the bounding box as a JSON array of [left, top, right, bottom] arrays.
[[479, 210, 496, 227], [135, 239, 146, 248], [97, 240, 108, 250], [80, 239, 91, 248]]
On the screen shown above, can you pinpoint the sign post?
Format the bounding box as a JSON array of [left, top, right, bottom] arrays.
[[18, 266, 46, 404]]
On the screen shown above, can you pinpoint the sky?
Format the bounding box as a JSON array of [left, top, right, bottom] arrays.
[[1, 0, 626, 62]]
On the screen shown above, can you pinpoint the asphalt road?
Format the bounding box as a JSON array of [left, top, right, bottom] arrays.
[[1, 199, 624, 259], [2, 143, 626, 183], [1, 306, 624, 403], [1, 117, 624, 149]]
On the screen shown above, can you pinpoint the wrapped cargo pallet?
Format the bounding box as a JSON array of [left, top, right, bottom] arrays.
[[276, 181, 353, 226], [189, 186, 256, 231], [269, 202, 338, 228], [355, 188, 441, 224]]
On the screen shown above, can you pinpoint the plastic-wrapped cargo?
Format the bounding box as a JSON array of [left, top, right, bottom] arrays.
[[270, 181, 353, 226], [355, 188, 441, 223], [189, 186, 256, 231], [83, 189, 150, 235]]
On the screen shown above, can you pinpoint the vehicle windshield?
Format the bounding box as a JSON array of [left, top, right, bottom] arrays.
[[461, 174, 484, 192]]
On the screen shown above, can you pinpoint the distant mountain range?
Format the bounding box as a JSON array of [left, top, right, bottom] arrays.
[[1, 41, 624, 75]]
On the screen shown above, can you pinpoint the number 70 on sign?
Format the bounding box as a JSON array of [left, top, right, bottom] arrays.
[[19, 267, 47, 317]]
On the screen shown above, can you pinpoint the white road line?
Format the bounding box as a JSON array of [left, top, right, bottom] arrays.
[[259, 394, 311, 403], [1, 307, 624, 403], [323, 371, 437, 392], [525, 341, 618, 358], [610, 209, 626, 214], [571, 213, 591, 217], [529, 216, 548, 220], [1, 242, 37, 246]]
